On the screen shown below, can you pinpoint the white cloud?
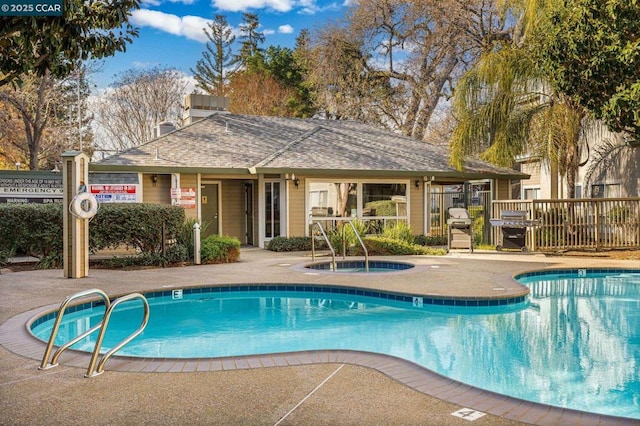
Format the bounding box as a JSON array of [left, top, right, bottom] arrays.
[[278, 24, 294, 34], [212, 0, 293, 12], [297, 0, 342, 15], [132, 61, 159, 68], [263, 28, 276, 35], [131, 10, 212, 42]]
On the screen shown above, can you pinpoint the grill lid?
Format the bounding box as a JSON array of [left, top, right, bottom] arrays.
[[447, 207, 472, 225], [448, 208, 470, 220], [500, 210, 528, 219]]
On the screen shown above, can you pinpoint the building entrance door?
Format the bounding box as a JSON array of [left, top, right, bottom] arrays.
[[201, 183, 219, 237]]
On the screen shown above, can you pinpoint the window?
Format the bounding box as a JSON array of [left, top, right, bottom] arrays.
[[308, 181, 408, 220], [574, 185, 582, 199], [523, 187, 540, 200], [591, 183, 620, 198], [308, 182, 356, 217], [362, 183, 407, 217], [264, 181, 280, 238]]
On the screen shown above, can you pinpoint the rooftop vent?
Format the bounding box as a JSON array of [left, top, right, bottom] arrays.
[[154, 122, 176, 138]]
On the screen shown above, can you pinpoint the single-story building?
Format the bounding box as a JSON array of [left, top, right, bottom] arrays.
[[91, 110, 527, 248]]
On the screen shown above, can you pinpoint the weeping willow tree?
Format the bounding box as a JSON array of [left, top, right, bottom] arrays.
[[449, 0, 590, 198]]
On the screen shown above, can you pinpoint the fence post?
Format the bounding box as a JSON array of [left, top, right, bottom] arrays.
[[193, 222, 201, 265], [595, 202, 600, 251]]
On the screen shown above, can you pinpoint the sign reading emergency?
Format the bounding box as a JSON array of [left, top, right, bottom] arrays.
[[90, 184, 139, 203], [0, 176, 62, 204]]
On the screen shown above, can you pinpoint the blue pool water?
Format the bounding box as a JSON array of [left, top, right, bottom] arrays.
[[31, 270, 640, 419], [305, 260, 414, 273]]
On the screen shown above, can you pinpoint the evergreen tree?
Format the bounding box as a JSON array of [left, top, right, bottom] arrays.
[[191, 14, 237, 96], [237, 12, 265, 68]]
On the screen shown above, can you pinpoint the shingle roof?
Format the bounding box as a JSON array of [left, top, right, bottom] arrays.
[[92, 112, 526, 179]]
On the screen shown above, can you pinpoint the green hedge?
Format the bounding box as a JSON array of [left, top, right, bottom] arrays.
[[361, 237, 446, 256], [0, 203, 186, 268], [0, 203, 63, 265], [90, 203, 185, 254], [413, 234, 447, 246], [201, 235, 241, 263]]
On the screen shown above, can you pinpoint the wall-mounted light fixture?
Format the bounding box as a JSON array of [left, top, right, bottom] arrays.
[[151, 174, 158, 187], [288, 173, 300, 189], [414, 179, 421, 189]]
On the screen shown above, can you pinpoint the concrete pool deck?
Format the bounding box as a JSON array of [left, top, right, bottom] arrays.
[[1, 248, 639, 425]]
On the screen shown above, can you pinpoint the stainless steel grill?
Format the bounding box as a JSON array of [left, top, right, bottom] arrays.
[[447, 208, 473, 252], [490, 210, 539, 251]]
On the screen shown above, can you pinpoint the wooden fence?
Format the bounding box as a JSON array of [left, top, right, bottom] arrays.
[[492, 198, 640, 251]]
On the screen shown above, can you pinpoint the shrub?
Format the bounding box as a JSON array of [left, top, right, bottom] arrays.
[[364, 200, 398, 216], [176, 218, 211, 259], [90, 203, 186, 255], [381, 221, 414, 244], [201, 235, 241, 264], [329, 220, 367, 252], [413, 234, 447, 246], [97, 253, 166, 269], [0, 203, 63, 267], [165, 243, 189, 264], [0, 202, 187, 269], [360, 237, 447, 256], [0, 247, 13, 270], [268, 236, 305, 251]]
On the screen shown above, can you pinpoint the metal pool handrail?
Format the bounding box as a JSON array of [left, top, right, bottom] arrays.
[[85, 292, 150, 378], [39, 288, 111, 370], [344, 220, 369, 272], [310, 222, 336, 271]]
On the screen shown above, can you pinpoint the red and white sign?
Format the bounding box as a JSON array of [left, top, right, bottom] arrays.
[[171, 187, 196, 209], [90, 184, 139, 203]]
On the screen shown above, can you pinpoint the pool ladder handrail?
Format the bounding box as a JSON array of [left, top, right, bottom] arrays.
[[39, 288, 111, 371], [342, 221, 369, 272], [310, 222, 336, 270], [85, 292, 149, 378], [38, 289, 149, 378]]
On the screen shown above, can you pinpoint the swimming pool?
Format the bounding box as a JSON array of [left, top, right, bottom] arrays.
[[30, 269, 640, 419]]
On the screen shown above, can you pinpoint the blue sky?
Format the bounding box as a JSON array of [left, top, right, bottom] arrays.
[[94, 0, 351, 89]]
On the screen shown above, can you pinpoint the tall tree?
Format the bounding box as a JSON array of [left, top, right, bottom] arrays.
[[227, 71, 295, 117], [237, 12, 265, 67], [449, 1, 591, 198], [0, 0, 140, 87], [0, 70, 92, 170], [307, 0, 510, 139], [291, 29, 316, 117], [95, 67, 189, 151], [530, 0, 640, 143], [191, 14, 237, 96], [242, 45, 314, 118]]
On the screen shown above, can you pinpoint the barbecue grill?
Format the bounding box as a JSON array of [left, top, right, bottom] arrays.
[[489, 210, 539, 251], [447, 207, 473, 252]]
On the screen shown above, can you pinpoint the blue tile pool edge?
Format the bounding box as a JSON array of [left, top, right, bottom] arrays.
[[515, 267, 640, 281], [28, 283, 529, 330]]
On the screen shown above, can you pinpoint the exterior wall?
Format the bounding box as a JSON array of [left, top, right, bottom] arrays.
[[143, 174, 171, 204], [521, 123, 640, 199], [494, 179, 511, 200], [409, 182, 424, 235], [288, 178, 306, 236], [221, 180, 245, 241]]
